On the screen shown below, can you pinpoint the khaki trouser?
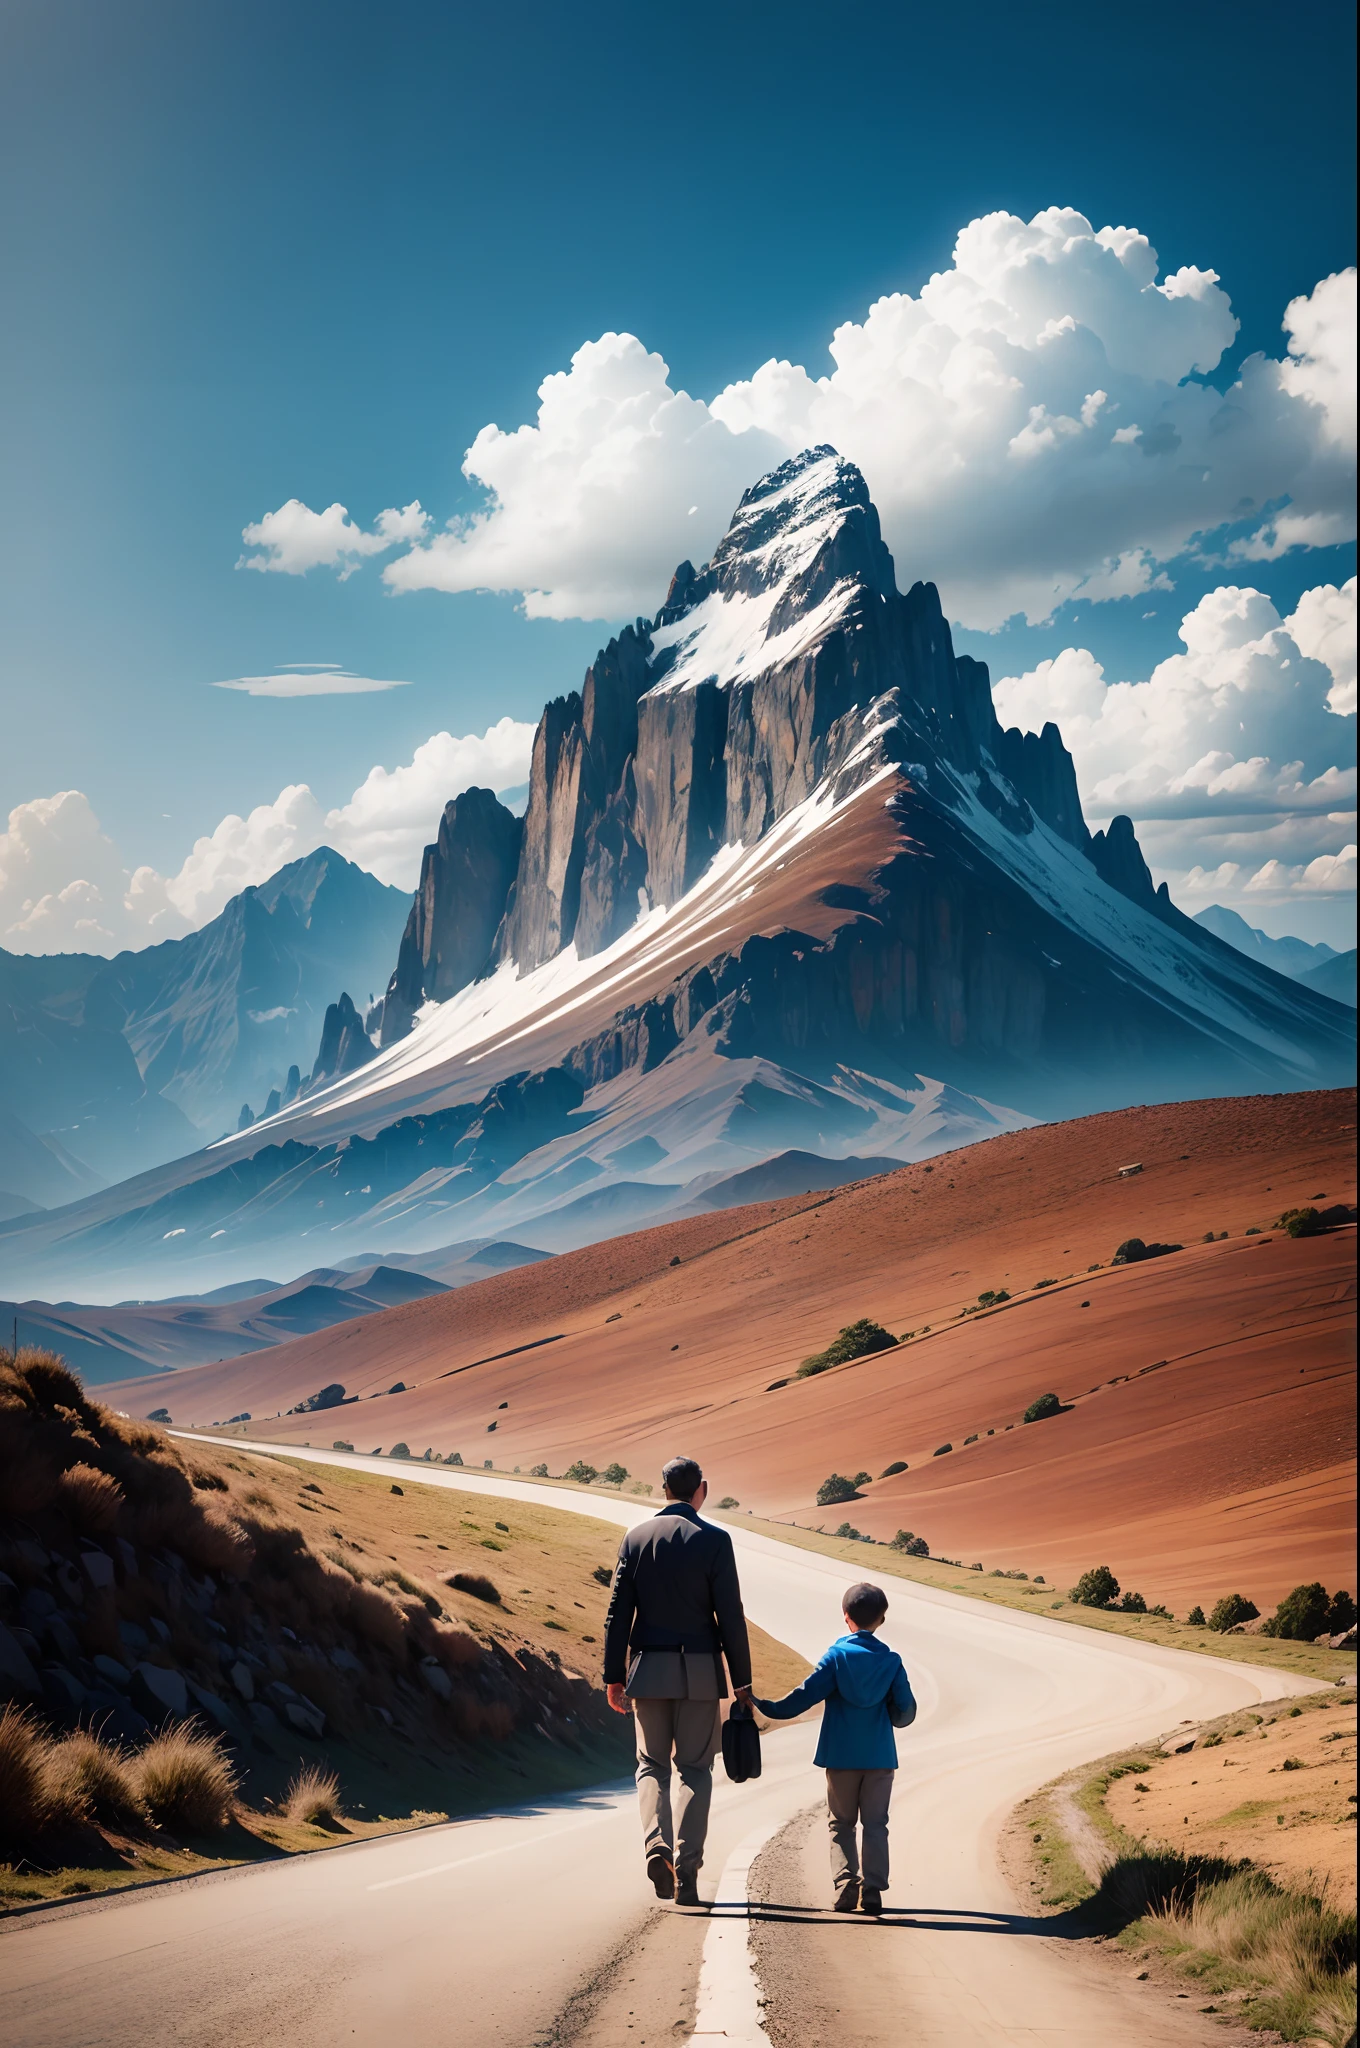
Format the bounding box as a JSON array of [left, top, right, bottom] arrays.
[[825, 1767, 894, 1893], [633, 1696, 722, 1877]]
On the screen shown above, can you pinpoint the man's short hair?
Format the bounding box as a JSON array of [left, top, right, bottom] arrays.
[[843, 1581, 888, 1627], [662, 1455, 704, 1502]]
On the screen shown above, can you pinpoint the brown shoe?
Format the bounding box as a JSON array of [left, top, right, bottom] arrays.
[[834, 1879, 860, 1913], [646, 1850, 675, 1899], [860, 1888, 883, 1915], [674, 1874, 702, 1907]]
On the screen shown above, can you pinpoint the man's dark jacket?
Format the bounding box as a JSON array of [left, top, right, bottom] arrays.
[[602, 1502, 752, 1690]]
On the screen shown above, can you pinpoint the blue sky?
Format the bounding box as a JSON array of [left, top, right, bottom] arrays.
[[0, 0, 1355, 946]]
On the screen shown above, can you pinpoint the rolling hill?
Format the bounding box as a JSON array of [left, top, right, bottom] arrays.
[[100, 1086, 1357, 1614]]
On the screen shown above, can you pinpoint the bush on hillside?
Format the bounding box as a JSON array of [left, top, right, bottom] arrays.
[[43, 1728, 143, 1826], [1022, 1392, 1061, 1424], [797, 1318, 897, 1379], [530, 1462, 548, 1477], [1119, 1590, 1147, 1613], [1207, 1592, 1259, 1633], [1070, 1565, 1120, 1608], [1264, 1582, 1329, 1640], [815, 1473, 860, 1506], [932, 1443, 952, 1457], [285, 1765, 343, 1826], [890, 1531, 929, 1557], [600, 1463, 629, 1485], [1186, 1604, 1206, 1627], [448, 1571, 501, 1605], [55, 1462, 125, 1532], [716, 1496, 739, 1509], [879, 1461, 908, 1478], [1112, 1237, 1183, 1265], [134, 1724, 238, 1832], [563, 1461, 598, 1484], [1327, 1590, 1356, 1633]]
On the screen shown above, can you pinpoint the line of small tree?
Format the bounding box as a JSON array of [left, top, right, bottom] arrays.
[[1068, 1566, 1355, 1639]]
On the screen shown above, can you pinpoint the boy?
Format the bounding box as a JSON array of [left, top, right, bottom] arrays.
[[753, 1581, 915, 1915]]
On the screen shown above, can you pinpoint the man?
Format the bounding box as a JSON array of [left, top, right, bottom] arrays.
[[603, 1454, 753, 1906]]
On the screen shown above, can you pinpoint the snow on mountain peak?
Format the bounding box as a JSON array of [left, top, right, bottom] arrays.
[[646, 446, 891, 696]]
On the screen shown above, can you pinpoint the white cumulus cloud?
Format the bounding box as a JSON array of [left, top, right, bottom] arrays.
[[245, 210, 1356, 630], [0, 718, 535, 954], [238, 499, 429, 577], [991, 578, 1356, 925]]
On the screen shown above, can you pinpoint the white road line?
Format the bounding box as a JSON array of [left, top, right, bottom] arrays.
[[686, 1818, 782, 2046], [366, 1810, 612, 1890]]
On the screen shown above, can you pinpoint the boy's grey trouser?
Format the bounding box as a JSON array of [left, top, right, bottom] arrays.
[[633, 1697, 722, 1876], [825, 1767, 894, 1892]]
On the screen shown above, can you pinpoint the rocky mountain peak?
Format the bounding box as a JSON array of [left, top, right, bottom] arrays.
[[647, 446, 894, 696]]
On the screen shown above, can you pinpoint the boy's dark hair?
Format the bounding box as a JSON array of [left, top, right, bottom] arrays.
[[843, 1581, 888, 1626], [662, 1455, 704, 1502]]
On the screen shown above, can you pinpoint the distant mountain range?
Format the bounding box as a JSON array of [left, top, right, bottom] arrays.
[[2, 447, 1352, 1303], [0, 848, 408, 1208], [1, 1236, 550, 1385], [1191, 904, 1343, 983]]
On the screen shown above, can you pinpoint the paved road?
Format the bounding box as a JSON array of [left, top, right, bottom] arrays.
[[1, 1447, 1319, 2047]]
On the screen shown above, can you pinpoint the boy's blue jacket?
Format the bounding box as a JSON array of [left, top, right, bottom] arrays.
[[753, 1631, 916, 1769]]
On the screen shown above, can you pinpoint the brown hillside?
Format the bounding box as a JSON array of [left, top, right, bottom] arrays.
[[105, 1089, 1357, 1614]]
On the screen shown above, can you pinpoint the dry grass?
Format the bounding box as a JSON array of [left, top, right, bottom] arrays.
[[43, 1730, 142, 1826], [0, 1705, 55, 1846], [134, 1724, 238, 1833], [1146, 1864, 1357, 2046], [284, 1765, 343, 1827], [55, 1462, 125, 1532]]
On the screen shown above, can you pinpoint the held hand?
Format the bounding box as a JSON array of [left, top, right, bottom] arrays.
[[606, 1682, 630, 1715], [734, 1685, 754, 1705]]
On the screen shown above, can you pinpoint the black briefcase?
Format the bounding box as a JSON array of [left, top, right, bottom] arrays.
[[721, 1699, 762, 1782]]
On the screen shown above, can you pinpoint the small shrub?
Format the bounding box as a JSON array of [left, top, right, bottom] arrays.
[[964, 1433, 978, 1444], [1277, 1206, 1322, 1237], [834, 1521, 862, 1540], [0, 1705, 54, 1847], [879, 1460, 907, 1477], [530, 1462, 548, 1476], [285, 1765, 343, 1826], [1111, 1237, 1182, 1264], [1326, 1589, 1355, 1633], [932, 1443, 952, 1457], [1032, 1278, 1058, 1289], [629, 1480, 653, 1494], [44, 1730, 142, 1826], [449, 1452, 464, 1465], [852, 1470, 872, 1486], [56, 1462, 126, 1532], [1022, 1392, 1061, 1423], [389, 1442, 411, 1459], [798, 1318, 897, 1378], [1208, 1592, 1259, 1633], [1268, 1581, 1330, 1640], [890, 1530, 929, 1557], [1070, 1565, 1120, 1607], [716, 1495, 739, 1509], [564, 1460, 598, 1484], [135, 1724, 237, 1832], [1119, 1591, 1147, 1613], [815, 1473, 860, 1506], [448, 1571, 501, 1605], [1149, 1603, 1173, 1619], [591, 1564, 613, 1586], [600, 1463, 629, 1485], [1186, 1604, 1206, 1627]]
